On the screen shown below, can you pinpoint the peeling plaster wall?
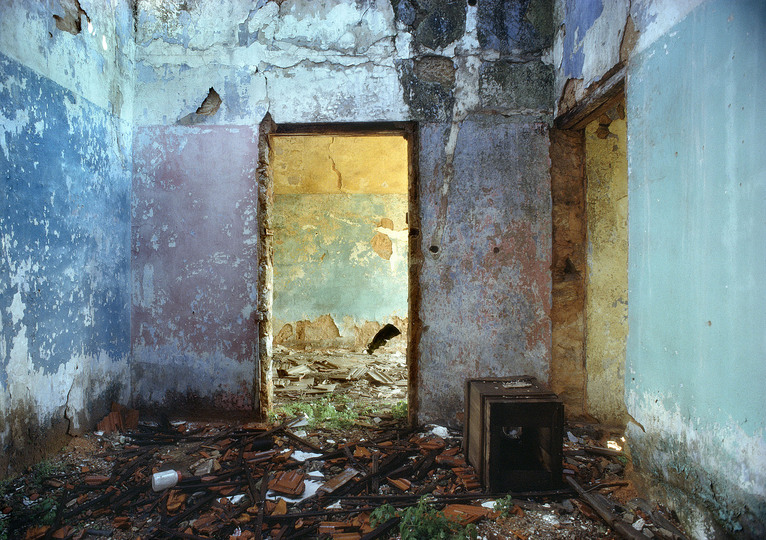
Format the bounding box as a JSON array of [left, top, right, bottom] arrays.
[[273, 193, 408, 350], [0, 0, 136, 121], [584, 115, 627, 426], [0, 1, 134, 474], [410, 1, 554, 425], [131, 0, 410, 413], [418, 117, 552, 425], [626, 2, 766, 536], [271, 135, 409, 351], [555, 0, 766, 536], [133, 0, 554, 423], [133, 1, 407, 125], [552, 0, 705, 114], [131, 126, 259, 412]]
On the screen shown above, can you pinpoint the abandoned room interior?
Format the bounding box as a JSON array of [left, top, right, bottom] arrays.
[[0, 0, 763, 538]]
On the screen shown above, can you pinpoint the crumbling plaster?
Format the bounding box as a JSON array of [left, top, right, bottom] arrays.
[[271, 135, 409, 351], [555, 0, 766, 535], [133, 0, 555, 424], [0, 0, 136, 122], [552, 0, 706, 114], [133, 0, 406, 125], [1, 0, 134, 474]]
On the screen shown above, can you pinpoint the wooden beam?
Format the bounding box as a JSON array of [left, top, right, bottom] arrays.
[[555, 65, 627, 130]]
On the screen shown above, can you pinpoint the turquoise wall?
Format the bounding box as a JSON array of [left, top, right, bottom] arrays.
[[273, 194, 408, 341], [627, 0, 766, 534]]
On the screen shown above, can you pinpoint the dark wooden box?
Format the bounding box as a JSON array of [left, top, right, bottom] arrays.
[[464, 376, 564, 492]]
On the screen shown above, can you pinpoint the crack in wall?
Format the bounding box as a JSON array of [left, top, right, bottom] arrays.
[[328, 137, 343, 190], [63, 379, 75, 435], [429, 118, 460, 256]]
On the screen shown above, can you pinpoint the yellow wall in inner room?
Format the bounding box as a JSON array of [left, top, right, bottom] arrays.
[[271, 135, 409, 195], [585, 115, 628, 425]]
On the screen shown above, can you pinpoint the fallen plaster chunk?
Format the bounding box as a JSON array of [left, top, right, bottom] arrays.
[[291, 450, 323, 462], [289, 415, 309, 428], [218, 494, 247, 505], [428, 425, 450, 438]]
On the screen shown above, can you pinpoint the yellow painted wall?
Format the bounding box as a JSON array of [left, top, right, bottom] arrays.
[[271, 135, 408, 194], [585, 115, 628, 425], [270, 134, 409, 350]]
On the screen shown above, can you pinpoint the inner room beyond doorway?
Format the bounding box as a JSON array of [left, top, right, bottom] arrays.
[[270, 134, 409, 415]]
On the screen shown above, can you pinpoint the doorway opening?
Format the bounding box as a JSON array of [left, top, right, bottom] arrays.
[[256, 122, 419, 425], [550, 73, 629, 427]]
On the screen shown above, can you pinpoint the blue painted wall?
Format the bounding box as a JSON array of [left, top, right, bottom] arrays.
[[561, 0, 603, 78], [627, 0, 766, 534], [0, 47, 131, 468], [1, 53, 131, 366]]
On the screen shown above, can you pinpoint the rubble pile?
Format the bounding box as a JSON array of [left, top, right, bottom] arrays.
[[272, 347, 407, 409], [0, 406, 689, 539]]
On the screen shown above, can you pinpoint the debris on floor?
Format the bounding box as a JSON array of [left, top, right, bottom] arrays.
[[272, 347, 407, 412], [0, 404, 689, 540]]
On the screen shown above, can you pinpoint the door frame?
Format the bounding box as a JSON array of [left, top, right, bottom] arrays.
[[255, 118, 421, 426]]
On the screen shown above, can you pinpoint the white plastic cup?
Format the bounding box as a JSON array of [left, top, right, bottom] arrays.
[[151, 469, 182, 491]]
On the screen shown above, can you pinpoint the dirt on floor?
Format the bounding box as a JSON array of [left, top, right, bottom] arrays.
[[0, 391, 688, 540]]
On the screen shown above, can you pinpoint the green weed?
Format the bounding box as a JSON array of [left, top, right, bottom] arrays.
[[275, 396, 357, 430], [493, 494, 516, 517], [30, 460, 63, 487], [0, 478, 12, 497], [36, 497, 57, 525], [371, 497, 477, 540], [391, 400, 408, 420]]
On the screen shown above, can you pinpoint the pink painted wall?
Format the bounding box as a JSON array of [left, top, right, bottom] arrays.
[[131, 126, 260, 412]]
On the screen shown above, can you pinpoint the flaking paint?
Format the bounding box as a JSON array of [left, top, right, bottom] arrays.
[[417, 117, 552, 425], [271, 135, 408, 349], [134, 0, 555, 424], [131, 126, 259, 411], [1, 0, 133, 472], [552, 0, 704, 113]]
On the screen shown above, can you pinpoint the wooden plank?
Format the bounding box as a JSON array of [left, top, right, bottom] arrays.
[[565, 476, 648, 540], [554, 65, 627, 130]]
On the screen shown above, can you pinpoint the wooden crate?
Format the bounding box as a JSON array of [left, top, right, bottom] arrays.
[[464, 376, 563, 492]]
